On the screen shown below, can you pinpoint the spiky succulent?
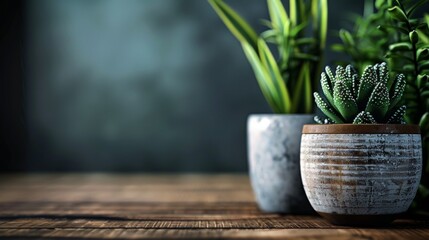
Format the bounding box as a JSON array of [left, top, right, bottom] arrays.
[[314, 62, 406, 124]]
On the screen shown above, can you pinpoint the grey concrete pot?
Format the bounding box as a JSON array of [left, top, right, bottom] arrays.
[[301, 124, 422, 226], [247, 114, 314, 213]]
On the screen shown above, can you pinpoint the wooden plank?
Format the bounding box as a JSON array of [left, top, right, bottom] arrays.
[[0, 174, 253, 203], [0, 215, 335, 229], [0, 228, 428, 240], [0, 174, 428, 239]]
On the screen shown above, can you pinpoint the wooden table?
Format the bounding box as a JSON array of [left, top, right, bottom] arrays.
[[0, 174, 428, 239]]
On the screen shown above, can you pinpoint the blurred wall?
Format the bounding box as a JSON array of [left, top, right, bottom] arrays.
[[7, 0, 363, 172]]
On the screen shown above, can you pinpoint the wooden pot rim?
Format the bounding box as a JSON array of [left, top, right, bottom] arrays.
[[302, 124, 420, 134]]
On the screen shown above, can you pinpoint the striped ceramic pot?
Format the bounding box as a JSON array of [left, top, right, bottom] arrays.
[[300, 124, 422, 226]]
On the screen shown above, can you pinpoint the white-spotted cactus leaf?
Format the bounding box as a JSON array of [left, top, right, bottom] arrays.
[[387, 105, 407, 123], [345, 64, 357, 78], [325, 66, 335, 86], [314, 115, 335, 124], [365, 82, 390, 122], [353, 111, 377, 124], [314, 62, 406, 124], [314, 115, 324, 124], [376, 62, 389, 85], [323, 118, 334, 124], [357, 65, 378, 106], [389, 73, 406, 110], [352, 74, 359, 98], [372, 63, 379, 80], [314, 92, 344, 123], [321, 72, 335, 108], [344, 64, 356, 91], [335, 65, 347, 85], [333, 80, 358, 122]]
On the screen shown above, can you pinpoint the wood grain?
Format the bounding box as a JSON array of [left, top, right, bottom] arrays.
[[0, 174, 428, 239]]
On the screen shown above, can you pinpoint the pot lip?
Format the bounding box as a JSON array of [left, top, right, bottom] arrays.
[[248, 113, 314, 118], [302, 124, 420, 134]]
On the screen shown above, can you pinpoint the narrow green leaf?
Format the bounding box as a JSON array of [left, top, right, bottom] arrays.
[[209, 0, 258, 49], [290, 0, 297, 26], [242, 42, 281, 112], [259, 19, 273, 28], [279, 21, 291, 62], [258, 39, 292, 113], [267, 0, 289, 30], [331, 43, 345, 52], [261, 29, 277, 42], [292, 63, 312, 113], [303, 63, 313, 113], [290, 22, 308, 37], [295, 38, 317, 45], [319, 0, 328, 50], [339, 29, 355, 46]]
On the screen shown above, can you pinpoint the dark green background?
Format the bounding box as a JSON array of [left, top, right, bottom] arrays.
[[2, 0, 364, 172]]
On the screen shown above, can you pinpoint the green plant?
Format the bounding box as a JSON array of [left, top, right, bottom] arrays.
[[314, 62, 407, 124], [209, 0, 328, 113], [384, 0, 429, 213], [332, 0, 395, 73], [332, 0, 429, 213]]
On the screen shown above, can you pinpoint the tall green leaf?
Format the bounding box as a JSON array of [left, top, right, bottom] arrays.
[[267, 0, 289, 30], [242, 42, 281, 113], [258, 39, 292, 113], [290, 0, 297, 26], [312, 0, 328, 50], [292, 63, 312, 113], [208, 0, 258, 50]]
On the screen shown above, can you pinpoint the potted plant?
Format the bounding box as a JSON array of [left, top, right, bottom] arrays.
[[331, 0, 429, 214], [301, 62, 422, 226], [209, 0, 327, 213]]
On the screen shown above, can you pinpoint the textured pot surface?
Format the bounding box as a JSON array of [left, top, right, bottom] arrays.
[[301, 124, 422, 226], [248, 114, 314, 213]]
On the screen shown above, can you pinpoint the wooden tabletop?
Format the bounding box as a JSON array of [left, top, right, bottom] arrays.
[[0, 174, 428, 239]]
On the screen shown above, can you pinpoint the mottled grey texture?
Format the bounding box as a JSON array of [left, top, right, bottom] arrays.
[[301, 133, 422, 215], [22, 0, 364, 172], [247, 114, 314, 213]]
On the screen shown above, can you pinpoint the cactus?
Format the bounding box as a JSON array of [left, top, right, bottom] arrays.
[[314, 62, 406, 124]]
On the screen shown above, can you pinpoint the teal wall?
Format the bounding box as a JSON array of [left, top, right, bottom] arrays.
[[25, 0, 362, 171]]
